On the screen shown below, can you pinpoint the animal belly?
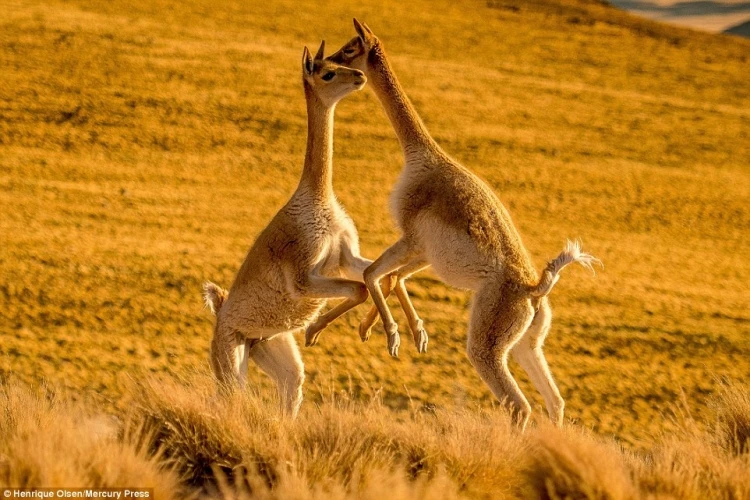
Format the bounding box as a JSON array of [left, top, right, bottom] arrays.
[[277, 296, 327, 329], [222, 291, 326, 336], [426, 247, 483, 290], [419, 218, 491, 291]]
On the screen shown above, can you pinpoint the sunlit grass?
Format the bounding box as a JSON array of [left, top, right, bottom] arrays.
[[1, 376, 748, 498]]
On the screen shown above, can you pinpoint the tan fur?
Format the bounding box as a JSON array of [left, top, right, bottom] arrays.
[[328, 21, 601, 428], [204, 43, 378, 418], [202, 281, 228, 315]]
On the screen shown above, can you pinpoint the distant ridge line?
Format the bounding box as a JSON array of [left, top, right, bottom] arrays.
[[609, 1, 750, 17], [724, 18, 750, 36]]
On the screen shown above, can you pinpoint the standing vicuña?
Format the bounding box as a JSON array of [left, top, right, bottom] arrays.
[[328, 20, 601, 428], [204, 42, 384, 418]]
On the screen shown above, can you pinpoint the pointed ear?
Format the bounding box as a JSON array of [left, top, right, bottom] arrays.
[[363, 22, 374, 35], [353, 18, 368, 40], [302, 46, 314, 76], [314, 40, 325, 61]]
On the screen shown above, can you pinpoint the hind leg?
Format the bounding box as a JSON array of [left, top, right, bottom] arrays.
[[467, 281, 535, 429], [249, 332, 305, 418], [511, 298, 565, 426], [209, 321, 247, 393]]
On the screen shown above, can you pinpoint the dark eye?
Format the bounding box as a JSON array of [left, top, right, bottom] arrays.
[[344, 48, 356, 55], [321, 72, 335, 81]]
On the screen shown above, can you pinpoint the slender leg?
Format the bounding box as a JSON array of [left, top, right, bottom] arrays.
[[358, 303, 383, 342], [337, 247, 401, 343], [511, 298, 565, 426], [338, 241, 388, 342], [363, 239, 422, 357], [209, 320, 245, 393], [466, 281, 535, 429], [298, 273, 369, 301], [359, 260, 430, 350], [339, 254, 373, 280], [392, 259, 430, 353], [305, 293, 369, 346], [301, 273, 369, 346], [237, 338, 251, 389], [358, 257, 430, 345], [305, 247, 396, 345], [353, 274, 398, 342], [339, 251, 397, 297], [249, 332, 305, 418]]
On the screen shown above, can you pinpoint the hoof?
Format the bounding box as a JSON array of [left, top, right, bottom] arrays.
[[387, 330, 401, 358], [415, 327, 428, 354], [358, 321, 372, 342], [304, 325, 321, 347]]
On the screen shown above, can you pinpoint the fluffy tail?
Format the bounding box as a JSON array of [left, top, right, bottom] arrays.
[[530, 240, 601, 298], [203, 281, 229, 315]]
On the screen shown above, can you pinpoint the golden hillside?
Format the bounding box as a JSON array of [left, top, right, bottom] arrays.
[[1, 0, 748, 450]]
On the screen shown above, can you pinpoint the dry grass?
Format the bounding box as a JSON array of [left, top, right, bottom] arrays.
[[1, 376, 748, 498], [0, 380, 184, 497], [0, 0, 748, 475]]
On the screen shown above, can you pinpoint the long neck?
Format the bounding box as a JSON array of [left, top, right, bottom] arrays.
[[366, 47, 441, 161], [299, 90, 335, 199]]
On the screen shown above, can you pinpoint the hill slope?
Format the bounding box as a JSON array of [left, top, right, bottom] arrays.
[[0, 0, 748, 448], [725, 19, 750, 36]]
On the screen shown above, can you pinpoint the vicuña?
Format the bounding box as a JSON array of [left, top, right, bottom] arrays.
[[328, 20, 601, 428]]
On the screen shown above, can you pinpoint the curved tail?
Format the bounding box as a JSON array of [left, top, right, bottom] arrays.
[[203, 281, 229, 315], [530, 240, 601, 298]]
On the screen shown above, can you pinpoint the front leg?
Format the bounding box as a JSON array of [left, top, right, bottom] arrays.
[[297, 273, 369, 347], [363, 238, 422, 357], [338, 248, 397, 343], [358, 258, 430, 352], [306, 241, 396, 346], [392, 259, 430, 353]]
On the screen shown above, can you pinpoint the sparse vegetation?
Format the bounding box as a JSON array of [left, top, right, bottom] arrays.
[[0, 0, 748, 494]]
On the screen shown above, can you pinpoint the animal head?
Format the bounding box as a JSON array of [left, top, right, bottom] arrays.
[[302, 40, 366, 106], [326, 18, 380, 71]]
